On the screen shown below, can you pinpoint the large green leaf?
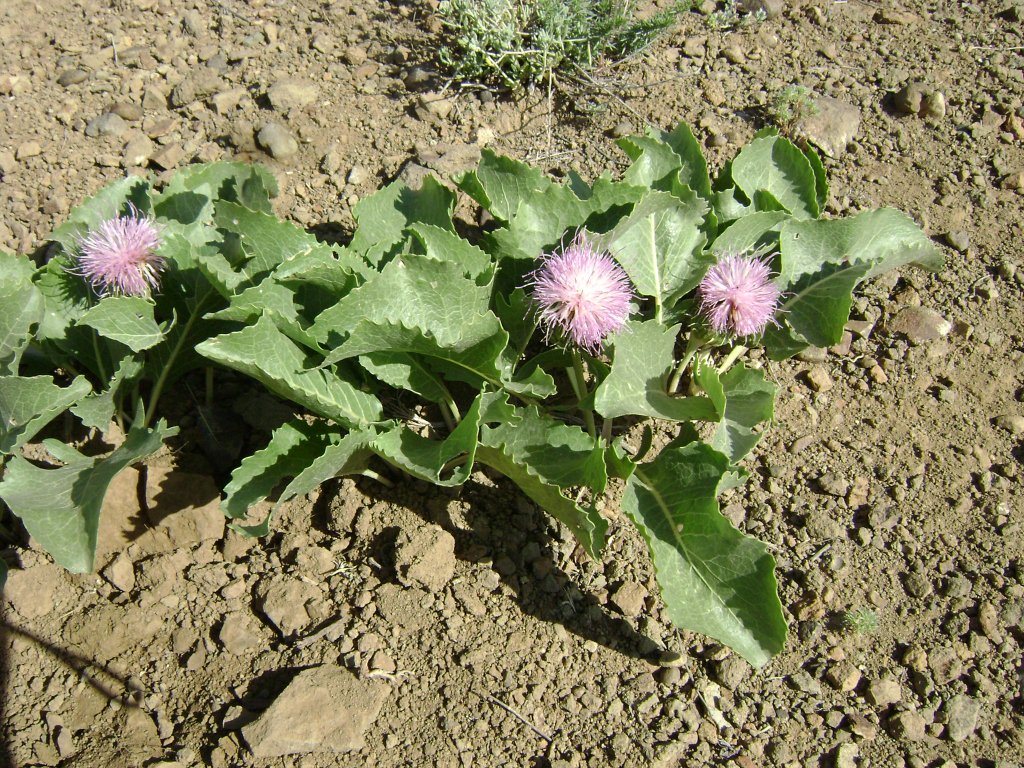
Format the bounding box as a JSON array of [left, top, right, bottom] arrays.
[[622, 441, 786, 667], [481, 401, 607, 493], [349, 177, 455, 266], [77, 296, 164, 352], [358, 352, 450, 404], [456, 149, 551, 222], [221, 420, 340, 520], [408, 223, 493, 280], [711, 211, 790, 255], [70, 354, 145, 431], [0, 252, 44, 375], [618, 134, 684, 191], [153, 161, 278, 215], [0, 420, 176, 572], [0, 375, 92, 453], [591, 189, 712, 319], [731, 133, 819, 220], [594, 320, 718, 422], [476, 444, 606, 559], [195, 315, 382, 426], [697, 364, 777, 463], [662, 121, 712, 199]]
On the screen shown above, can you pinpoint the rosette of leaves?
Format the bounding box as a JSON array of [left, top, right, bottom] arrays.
[[195, 122, 940, 667], [0, 162, 281, 573]]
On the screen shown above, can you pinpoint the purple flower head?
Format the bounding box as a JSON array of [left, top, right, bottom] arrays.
[[76, 206, 164, 297], [698, 251, 781, 337], [526, 233, 633, 353]]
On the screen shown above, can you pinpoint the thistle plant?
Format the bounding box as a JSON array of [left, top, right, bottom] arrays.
[[0, 121, 941, 667], [76, 207, 164, 297]]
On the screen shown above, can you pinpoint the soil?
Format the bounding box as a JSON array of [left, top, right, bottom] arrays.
[[2, 1, 1023, 767]]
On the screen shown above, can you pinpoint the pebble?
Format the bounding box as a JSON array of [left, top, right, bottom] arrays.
[[866, 677, 902, 708], [257, 122, 299, 160], [267, 79, 318, 112], [610, 581, 647, 617], [993, 414, 1024, 435], [889, 710, 926, 740], [944, 230, 970, 253], [943, 694, 980, 742], [123, 135, 155, 167], [795, 94, 861, 157], [825, 661, 861, 692], [15, 141, 41, 160], [833, 742, 859, 768], [57, 68, 89, 87], [394, 524, 456, 593], [886, 306, 952, 344], [714, 657, 749, 690], [804, 366, 834, 392], [85, 112, 128, 138]]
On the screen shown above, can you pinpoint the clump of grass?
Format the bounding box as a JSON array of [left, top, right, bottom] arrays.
[[841, 607, 879, 635], [437, 0, 691, 88], [768, 85, 820, 136]]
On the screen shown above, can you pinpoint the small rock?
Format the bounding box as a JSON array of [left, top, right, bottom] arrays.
[[102, 552, 136, 592], [394, 524, 456, 593], [610, 581, 647, 617], [846, 713, 878, 740], [241, 666, 391, 756], [928, 646, 963, 685], [804, 366, 834, 392], [123, 135, 155, 167], [886, 306, 951, 344], [212, 87, 246, 115], [714, 656, 749, 690], [833, 741, 859, 768], [825, 661, 861, 692], [343, 45, 368, 66], [57, 68, 89, 87], [788, 670, 822, 695], [151, 143, 186, 170], [15, 141, 41, 160], [368, 650, 396, 675], [85, 112, 128, 138], [416, 93, 454, 120], [739, 0, 784, 20], [889, 710, 926, 741], [993, 414, 1024, 435], [267, 78, 318, 112], [347, 165, 369, 185], [795, 94, 861, 157], [610, 120, 633, 138], [944, 231, 970, 253], [943, 694, 980, 742], [403, 66, 432, 90], [218, 613, 263, 655], [866, 677, 902, 708], [259, 576, 323, 635], [903, 571, 933, 598], [894, 82, 945, 119], [257, 122, 299, 160], [109, 102, 144, 122]]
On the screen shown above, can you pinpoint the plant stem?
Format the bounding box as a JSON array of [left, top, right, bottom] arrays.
[[668, 332, 705, 393], [143, 296, 209, 428], [568, 351, 596, 439], [439, 399, 457, 433], [360, 468, 394, 488], [717, 344, 748, 375]]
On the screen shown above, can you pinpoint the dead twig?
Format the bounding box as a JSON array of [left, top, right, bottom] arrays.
[[472, 689, 552, 743]]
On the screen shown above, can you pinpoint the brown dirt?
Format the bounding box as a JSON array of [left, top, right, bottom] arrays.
[[1, 1, 1023, 767]]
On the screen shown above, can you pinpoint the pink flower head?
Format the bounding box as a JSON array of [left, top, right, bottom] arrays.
[[77, 207, 164, 297], [526, 233, 633, 353], [698, 252, 781, 337]]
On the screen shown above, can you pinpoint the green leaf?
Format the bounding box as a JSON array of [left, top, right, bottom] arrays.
[[214, 201, 337, 284], [456, 149, 551, 222], [731, 133, 819, 219], [349, 177, 455, 265], [662, 121, 712, 199], [359, 351, 450, 404], [409, 223, 493, 279], [595, 320, 718, 422], [490, 184, 594, 262], [196, 315, 382, 426], [481, 400, 607, 493], [0, 252, 44, 375], [591, 189, 712, 318], [476, 444, 606, 559], [77, 296, 164, 352], [0, 420, 177, 572], [773, 260, 872, 353], [0, 375, 92, 453], [70, 354, 145, 431], [154, 161, 278, 212], [622, 441, 786, 667], [711, 211, 790, 254], [221, 420, 339, 520], [619, 134, 684, 191], [697, 364, 777, 463]]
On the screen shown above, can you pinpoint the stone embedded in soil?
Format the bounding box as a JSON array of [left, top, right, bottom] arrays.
[[15, 141, 41, 160], [394, 524, 456, 592], [888, 709, 927, 741], [866, 676, 902, 708], [825, 661, 861, 692], [833, 741, 859, 768], [993, 413, 1024, 435], [123, 134, 155, 168], [85, 112, 128, 138], [57, 68, 89, 86], [610, 580, 648, 617], [2, 555, 61, 619], [241, 666, 391, 757], [943, 694, 981, 742], [804, 365, 834, 392], [795, 94, 861, 157], [102, 552, 136, 593], [257, 122, 299, 160], [714, 656, 749, 690], [267, 78, 318, 112], [258, 576, 324, 636], [218, 612, 265, 655], [886, 306, 951, 344]]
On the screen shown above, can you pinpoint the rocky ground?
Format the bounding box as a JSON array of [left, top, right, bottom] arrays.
[[1, 0, 1023, 767]]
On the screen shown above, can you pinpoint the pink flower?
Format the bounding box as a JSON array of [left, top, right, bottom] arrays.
[[698, 252, 781, 337], [526, 234, 633, 353], [77, 208, 164, 297]]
